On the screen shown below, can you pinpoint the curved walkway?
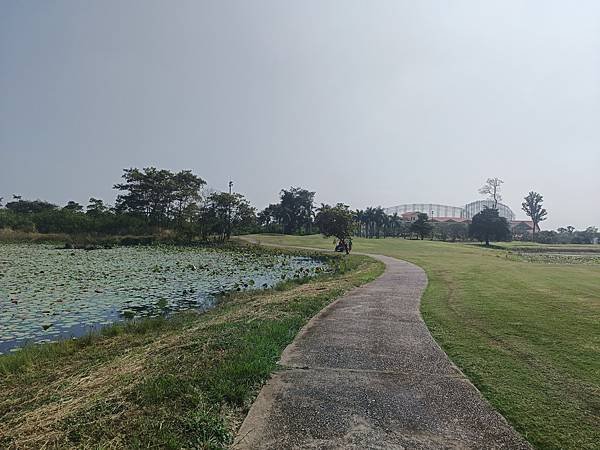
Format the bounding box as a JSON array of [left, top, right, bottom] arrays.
[[234, 253, 531, 449]]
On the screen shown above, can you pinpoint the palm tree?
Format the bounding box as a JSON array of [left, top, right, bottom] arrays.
[[372, 207, 386, 238], [354, 209, 365, 237]]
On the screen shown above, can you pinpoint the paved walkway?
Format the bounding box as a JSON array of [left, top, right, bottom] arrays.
[[234, 254, 531, 449]]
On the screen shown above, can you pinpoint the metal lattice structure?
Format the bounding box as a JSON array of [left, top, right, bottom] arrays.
[[384, 200, 515, 221], [384, 203, 466, 219], [463, 200, 515, 220]]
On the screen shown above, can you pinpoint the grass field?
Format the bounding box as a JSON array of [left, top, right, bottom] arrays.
[[247, 234, 600, 450], [0, 249, 383, 449]]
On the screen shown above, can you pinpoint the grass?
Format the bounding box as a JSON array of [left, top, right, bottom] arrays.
[[247, 234, 600, 450], [0, 248, 384, 449], [0, 228, 70, 243]]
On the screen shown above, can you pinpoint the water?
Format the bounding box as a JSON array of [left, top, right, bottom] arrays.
[[0, 244, 325, 354]]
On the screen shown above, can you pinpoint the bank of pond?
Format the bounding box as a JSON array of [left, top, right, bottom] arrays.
[[0, 243, 329, 354]]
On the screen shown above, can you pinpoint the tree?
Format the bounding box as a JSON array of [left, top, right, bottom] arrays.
[[432, 222, 468, 242], [114, 167, 205, 228], [447, 222, 469, 242], [258, 203, 284, 232], [410, 213, 433, 240], [387, 213, 404, 238], [203, 192, 256, 240], [521, 191, 547, 240], [114, 168, 171, 223], [278, 187, 315, 234], [63, 201, 84, 212], [479, 177, 504, 208], [171, 170, 206, 227], [86, 198, 109, 216], [353, 209, 365, 237], [432, 222, 450, 241], [469, 207, 511, 246], [512, 222, 532, 240], [534, 230, 558, 244], [5, 199, 57, 214], [314, 203, 354, 250]]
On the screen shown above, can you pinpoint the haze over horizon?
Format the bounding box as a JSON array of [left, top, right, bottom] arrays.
[[1, 1, 599, 229]]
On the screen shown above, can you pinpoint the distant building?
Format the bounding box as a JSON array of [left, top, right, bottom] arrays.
[[464, 200, 515, 221], [386, 203, 468, 219], [510, 220, 538, 238], [385, 200, 538, 235], [431, 217, 470, 224], [385, 200, 516, 221], [401, 212, 419, 222]]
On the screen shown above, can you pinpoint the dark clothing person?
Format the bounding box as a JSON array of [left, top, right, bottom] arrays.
[[335, 239, 349, 254]]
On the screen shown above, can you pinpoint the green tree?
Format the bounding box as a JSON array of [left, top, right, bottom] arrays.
[[447, 222, 469, 241], [63, 201, 84, 212], [86, 198, 109, 216], [203, 192, 256, 240], [5, 199, 57, 214], [314, 203, 354, 252], [521, 191, 547, 240], [469, 207, 511, 246], [258, 203, 285, 233], [114, 168, 205, 228], [410, 213, 433, 240], [278, 187, 315, 234], [172, 170, 206, 228]]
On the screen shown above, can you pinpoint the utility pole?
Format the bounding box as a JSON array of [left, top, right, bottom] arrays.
[[227, 180, 234, 239]]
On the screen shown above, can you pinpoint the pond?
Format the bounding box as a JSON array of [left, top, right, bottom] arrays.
[[0, 244, 326, 354]]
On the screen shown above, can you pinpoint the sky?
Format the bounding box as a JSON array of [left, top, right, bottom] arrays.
[[1, 1, 599, 229]]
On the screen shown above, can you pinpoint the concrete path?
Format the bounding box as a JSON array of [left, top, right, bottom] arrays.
[[234, 254, 531, 449]]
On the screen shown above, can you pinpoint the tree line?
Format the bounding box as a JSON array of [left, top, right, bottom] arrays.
[[1, 169, 598, 245], [0, 168, 256, 240]]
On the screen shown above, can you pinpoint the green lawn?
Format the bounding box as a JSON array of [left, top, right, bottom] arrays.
[[247, 234, 600, 450]]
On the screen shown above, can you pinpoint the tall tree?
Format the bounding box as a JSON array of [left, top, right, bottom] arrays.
[[278, 187, 315, 234], [479, 177, 504, 208], [469, 207, 511, 246], [114, 168, 205, 227], [203, 192, 256, 240], [86, 198, 108, 216], [5, 199, 57, 214], [353, 209, 366, 237], [258, 203, 284, 232], [521, 191, 547, 239], [410, 213, 433, 240], [172, 170, 206, 226], [63, 201, 84, 212], [314, 203, 354, 252]]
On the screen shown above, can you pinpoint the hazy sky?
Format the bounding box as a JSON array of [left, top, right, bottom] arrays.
[[1, 1, 599, 229]]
